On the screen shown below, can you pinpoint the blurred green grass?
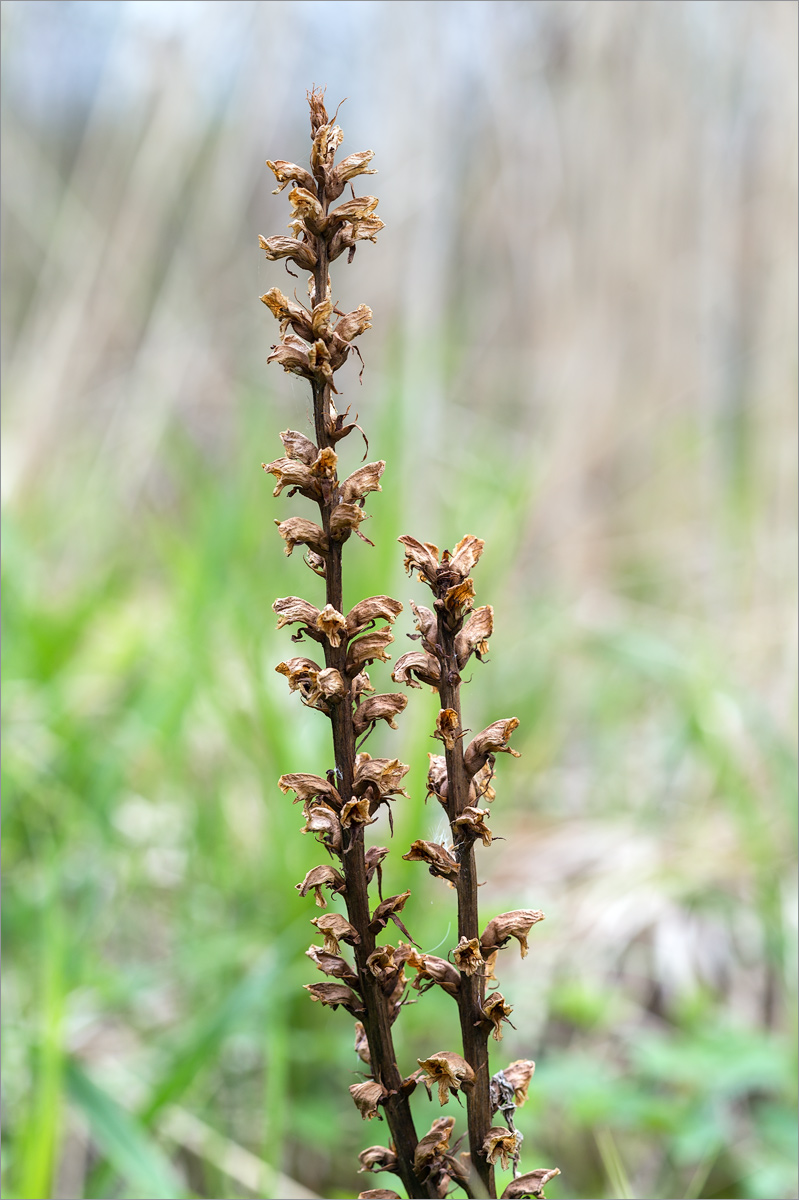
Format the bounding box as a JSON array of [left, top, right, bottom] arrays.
[[2, 381, 796, 1200]]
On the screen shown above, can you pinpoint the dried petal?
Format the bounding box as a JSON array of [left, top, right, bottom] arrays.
[[502, 1059, 536, 1107], [353, 693, 408, 736], [453, 936, 485, 977], [273, 596, 321, 631], [346, 596, 403, 637], [347, 627, 394, 673], [452, 806, 493, 847], [391, 651, 441, 690], [482, 1127, 523, 1171], [397, 535, 440, 584], [315, 603, 347, 647], [279, 773, 342, 807], [349, 1079, 386, 1120], [500, 1169, 561, 1199], [311, 912, 360, 955], [417, 1052, 475, 1106], [409, 954, 461, 998], [434, 708, 460, 752], [402, 841, 460, 883], [295, 863, 345, 907], [274, 517, 328, 558], [280, 428, 317, 464], [304, 981, 363, 1015], [480, 910, 545, 959], [354, 755, 410, 798], [340, 460, 385, 504], [258, 234, 317, 270], [454, 605, 494, 668], [358, 1145, 399, 1175], [482, 991, 514, 1041], [353, 1020, 371, 1064], [305, 944, 359, 987], [266, 158, 315, 193], [464, 718, 521, 776], [414, 1116, 455, 1174]]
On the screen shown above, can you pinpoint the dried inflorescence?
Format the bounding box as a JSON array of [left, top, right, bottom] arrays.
[[262, 88, 558, 1200]]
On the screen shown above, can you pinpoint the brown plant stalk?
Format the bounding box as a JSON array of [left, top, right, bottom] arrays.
[[261, 88, 559, 1200]]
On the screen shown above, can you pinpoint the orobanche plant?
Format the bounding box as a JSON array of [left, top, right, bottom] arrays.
[[260, 88, 560, 1200]]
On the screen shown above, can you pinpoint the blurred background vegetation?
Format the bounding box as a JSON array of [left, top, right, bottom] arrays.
[[2, 2, 797, 1198]]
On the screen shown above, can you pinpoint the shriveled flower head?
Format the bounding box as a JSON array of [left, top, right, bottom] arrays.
[[349, 1079, 387, 1120], [452, 936, 484, 977], [482, 1127, 523, 1171], [480, 910, 546, 959], [502, 1059, 536, 1106], [464, 718, 521, 776], [417, 1051, 475, 1106], [358, 1145, 399, 1175], [500, 1169, 561, 1199]]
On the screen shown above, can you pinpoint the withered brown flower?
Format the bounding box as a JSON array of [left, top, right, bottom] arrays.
[[358, 1145, 399, 1175], [414, 1116, 455, 1175], [311, 912, 360, 955], [258, 233, 317, 271], [262, 456, 320, 500], [408, 953, 461, 998], [454, 605, 494, 667], [304, 981, 364, 1015], [274, 516, 328, 558], [295, 863, 345, 907], [481, 991, 515, 1041], [340, 460, 385, 504], [316, 603, 348, 647], [500, 1168, 561, 1199], [417, 1051, 475, 1106], [368, 891, 413, 938], [353, 754, 410, 798], [452, 806, 493, 847], [279, 428, 317, 464], [402, 840, 460, 883], [452, 936, 485, 977], [265, 159, 316, 194], [300, 801, 342, 852], [391, 651, 441, 689], [463, 718, 521, 776], [433, 708, 460, 752], [501, 1059, 536, 1106], [353, 1021, 371, 1065], [353, 693, 408, 736], [278, 772, 342, 807], [347, 627, 394, 674], [340, 793, 378, 828], [357, 1191, 401, 1200], [480, 909, 546, 959], [273, 596, 321, 632], [482, 1127, 522, 1171], [305, 945, 359, 988], [349, 1079, 387, 1120], [397, 535, 440, 584]]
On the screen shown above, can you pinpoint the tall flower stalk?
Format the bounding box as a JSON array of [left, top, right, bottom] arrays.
[[261, 88, 560, 1200]]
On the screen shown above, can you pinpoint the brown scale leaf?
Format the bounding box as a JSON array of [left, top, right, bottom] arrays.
[[417, 1052, 475, 1106], [480, 909, 546, 959], [500, 1169, 561, 1199]]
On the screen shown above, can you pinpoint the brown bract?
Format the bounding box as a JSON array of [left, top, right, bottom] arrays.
[[349, 1079, 387, 1120], [480, 910, 545, 959], [402, 840, 460, 883], [464, 718, 521, 776], [500, 1169, 561, 1199], [417, 1051, 475, 1106], [482, 1127, 522, 1171], [311, 912, 360, 954]]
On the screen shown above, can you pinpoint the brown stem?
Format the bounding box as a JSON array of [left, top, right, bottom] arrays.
[[437, 621, 495, 1200], [310, 235, 434, 1198]]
